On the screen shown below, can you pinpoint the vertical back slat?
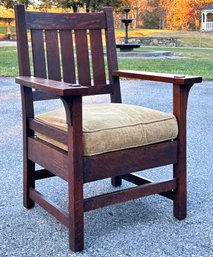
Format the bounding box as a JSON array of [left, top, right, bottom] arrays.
[[104, 7, 118, 84], [104, 7, 121, 103], [31, 30, 46, 78], [60, 30, 76, 83], [45, 30, 61, 81], [90, 29, 106, 85], [75, 30, 91, 86]]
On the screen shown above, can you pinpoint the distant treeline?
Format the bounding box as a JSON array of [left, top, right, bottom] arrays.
[[1, 0, 213, 30]]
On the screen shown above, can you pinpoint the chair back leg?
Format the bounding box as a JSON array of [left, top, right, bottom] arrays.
[[111, 176, 122, 187], [23, 159, 35, 209]]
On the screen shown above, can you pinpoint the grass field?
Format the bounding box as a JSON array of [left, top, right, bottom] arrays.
[[119, 46, 213, 80], [0, 45, 212, 80], [116, 29, 213, 48], [0, 26, 16, 34], [0, 26, 213, 47]]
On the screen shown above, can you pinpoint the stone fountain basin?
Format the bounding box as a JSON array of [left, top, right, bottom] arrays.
[[117, 50, 173, 58], [120, 18, 133, 24], [116, 43, 141, 52]]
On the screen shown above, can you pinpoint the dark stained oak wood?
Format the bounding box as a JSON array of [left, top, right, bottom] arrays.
[[29, 118, 67, 145], [61, 96, 84, 251], [75, 29, 91, 86], [15, 5, 202, 252], [113, 70, 202, 85], [34, 169, 55, 180], [60, 30, 76, 84], [28, 137, 68, 181], [25, 12, 107, 30], [29, 188, 69, 227], [87, 84, 113, 95], [31, 29, 46, 78], [14, 5, 35, 211], [84, 179, 177, 212], [90, 29, 106, 85], [172, 84, 192, 220], [15, 5, 31, 77], [104, 7, 122, 186], [32, 90, 59, 101], [121, 174, 174, 200], [104, 7, 119, 85], [83, 141, 178, 183], [45, 30, 61, 81], [20, 87, 35, 209], [16, 76, 88, 96]]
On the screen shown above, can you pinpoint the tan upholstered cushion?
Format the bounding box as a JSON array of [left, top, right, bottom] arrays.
[[36, 103, 178, 156]]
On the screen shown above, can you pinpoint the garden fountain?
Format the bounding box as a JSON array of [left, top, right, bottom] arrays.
[[116, 7, 173, 58], [116, 7, 141, 52]]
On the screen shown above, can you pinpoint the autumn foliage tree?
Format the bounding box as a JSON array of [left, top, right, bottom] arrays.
[[119, 0, 213, 30], [1, 0, 212, 30], [164, 0, 213, 30], [1, 0, 32, 9]]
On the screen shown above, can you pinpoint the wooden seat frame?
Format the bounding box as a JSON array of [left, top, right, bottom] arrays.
[[15, 4, 202, 252]]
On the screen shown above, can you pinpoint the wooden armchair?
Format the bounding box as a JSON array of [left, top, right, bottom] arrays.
[[15, 4, 202, 252]]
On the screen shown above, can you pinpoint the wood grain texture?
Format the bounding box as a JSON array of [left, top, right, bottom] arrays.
[[14, 5, 201, 252], [60, 30, 76, 83], [113, 70, 202, 85], [31, 29, 46, 78], [172, 84, 192, 220], [15, 5, 31, 76], [32, 91, 59, 101], [16, 76, 88, 96], [29, 118, 67, 145], [20, 86, 35, 209], [29, 188, 69, 227], [45, 30, 61, 81], [104, 7, 118, 84], [75, 30, 91, 86], [61, 96, 84, 251], [28, 137, 68, 181], [83, 141, 178, 183], [90, 29, 106, 85], [84, 179, 177, 212], [26, 12, 106, 30], [121, 174, 174, 200]]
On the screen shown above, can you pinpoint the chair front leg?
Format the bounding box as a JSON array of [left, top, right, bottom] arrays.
[[62, 95, 84, 251], [173, 84, 193, 220]]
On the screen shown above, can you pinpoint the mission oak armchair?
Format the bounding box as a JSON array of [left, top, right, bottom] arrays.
[[15, 4, 202, 252]]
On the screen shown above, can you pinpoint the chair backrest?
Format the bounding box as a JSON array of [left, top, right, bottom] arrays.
[[15, 5, 121, 101]]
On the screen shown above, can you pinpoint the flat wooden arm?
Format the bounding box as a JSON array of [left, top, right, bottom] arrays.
[[112, 70, 202, 85], [16, 76, 89, 96]]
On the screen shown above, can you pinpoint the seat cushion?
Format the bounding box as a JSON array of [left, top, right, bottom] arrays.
[[36, 103, 178, 156]]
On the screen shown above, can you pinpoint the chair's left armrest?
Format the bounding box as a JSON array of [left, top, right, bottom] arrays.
[[16, 76, 89, 96], [112, 70, 202, 86]]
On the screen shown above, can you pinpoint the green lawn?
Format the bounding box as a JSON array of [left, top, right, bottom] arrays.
[[0, 26, 16, 34], [0, 46, 18, 77], [0, 46, 212, 80], [116, 29, 213, 48], [119, 58, 213, 80]]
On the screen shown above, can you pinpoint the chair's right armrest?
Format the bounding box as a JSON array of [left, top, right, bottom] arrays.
[[16, 76, 89, 96], [112, 70, 202, 86]]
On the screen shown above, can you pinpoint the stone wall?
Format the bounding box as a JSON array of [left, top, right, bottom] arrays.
[[117, 37, 182, 47]]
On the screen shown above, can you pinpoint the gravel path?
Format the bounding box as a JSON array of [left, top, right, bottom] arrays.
[[0, 78, 212, 257]]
